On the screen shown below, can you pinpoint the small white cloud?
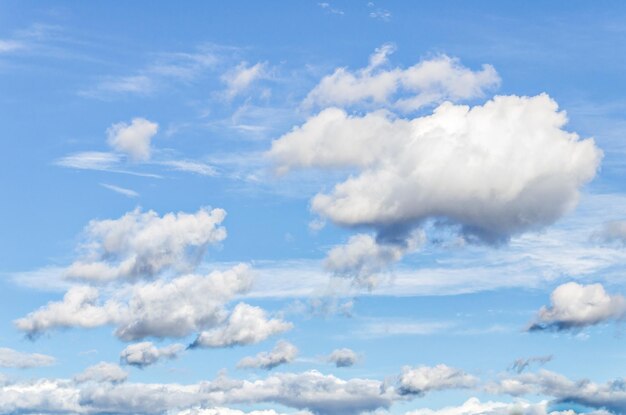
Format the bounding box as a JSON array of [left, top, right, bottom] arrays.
[[397, 364, 477, 396], [120, 342, 185, 368], [327, 348, 358, 368], [161, 160, 217, 176], [529, 282, 626, 331], [55, 151, 121, 170], [107, 118, 159, 161], [222, 61, 268, 99]]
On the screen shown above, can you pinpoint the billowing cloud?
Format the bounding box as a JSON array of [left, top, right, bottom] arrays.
[[325, 232, 423, 289], [191, 303, 293, 348], [15, 264, 254, 341], [237, 340, 298, 370], [327, 348, 358, 368], [64, 207, 227, 282], [271, 94, 601, 248], [304, 45, 500, 112], [397, 364, 477, 396], [120, 342, 185, 368], [107, 118, 159, 161], [74, 362, 128, 383], [0, 347, 55, 368], [528, 282, 626, 331]]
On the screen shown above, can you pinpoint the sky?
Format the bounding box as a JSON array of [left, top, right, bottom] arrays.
[[1, 1, 626, 414]]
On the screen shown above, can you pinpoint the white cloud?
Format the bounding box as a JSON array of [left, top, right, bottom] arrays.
[[237, 340, 298, 370], [271, 94, 601, 248], [107, 118, 159, 161], [191, 303, 293, 348], [327, 348, 358, 368], [100, 183, 139, 198], [222, 62, 267, 99], [528, 282, 626, 331], [0, 348, 55, 368], [325, 232, 424, 289], [64, 207, 227, 282], [303, 46, 499, 111], [74, 362, 128, 383], [161, 160, 218, 176], [120, 342, 185, 368], [15, 264, 254, 341], [55, 151, 121, 170], [397, 365, 477, 396], [0, 39, 23, 53], [405, 397, 605, 415]]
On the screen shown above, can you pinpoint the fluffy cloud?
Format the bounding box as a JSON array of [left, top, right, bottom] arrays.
[[74, 362, 128, 383], [325, 232, 423, 289], [64, 207, 227, 282], [237, 340, 298, 370], [191, 303, 293, 348], [488, 369, 626, 414], [528, 282, 626, 331], [270, 94, 601, 247], [120, 342, 185, 368], [397, 365, 477, 396], [327, 348, 358, 368], [0, 347, 55, 368], [15, 264, 254, 340], [304, 45, 500, 112], [107, 117, 159, 161]]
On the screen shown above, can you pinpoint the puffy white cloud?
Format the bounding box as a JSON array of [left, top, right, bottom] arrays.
[[191, 303, 293, 348], [120, 342, 185, 368], [222, 62, 267, 99], [327, 348, 358, 368], [16, 264, 254, 341], [303, 45, 499, 111], [488, 369, 626, 414], [237, 340, 298, 370], [107, 117, 159, 161], [64, 207, 227, 282], [0, 347, 55, 368], [397, 365, 477, 396], [528, 282, 626, 331], [74, 361, 128, 383], [0, 378, 81, 414], [270, 94, 601, 247], [325, 232, 423, 289]]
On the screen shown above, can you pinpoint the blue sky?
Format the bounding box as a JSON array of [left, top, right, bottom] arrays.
[[2, 2, 626, 415]]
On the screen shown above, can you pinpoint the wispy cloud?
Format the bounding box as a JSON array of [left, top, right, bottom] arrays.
[[160, 160, 217, 176], [100, 183, 139, 198], [318, 2, 345, 16]]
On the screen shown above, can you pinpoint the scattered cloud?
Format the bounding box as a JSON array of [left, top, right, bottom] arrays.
[[528, 282, 626, 332], [510, 355, 553, 374], [222, 61, 268, 99], [593, 220, 626, 244], [237, 340, 298, 370], [161, 160, 217, 176], [318, 2, 344, 16]]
